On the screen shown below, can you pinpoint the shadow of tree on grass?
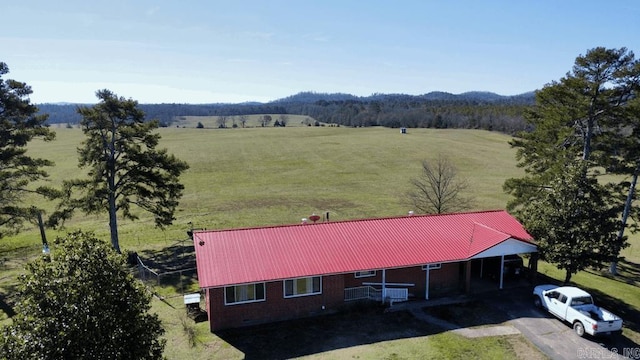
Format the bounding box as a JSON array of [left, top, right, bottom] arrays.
[[216, 305, 441, 360], [135, 241, 198, 294], [137, 241, 196, 271]]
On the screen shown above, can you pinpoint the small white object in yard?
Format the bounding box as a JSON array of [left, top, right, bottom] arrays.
[[184, 293, 200, 305]]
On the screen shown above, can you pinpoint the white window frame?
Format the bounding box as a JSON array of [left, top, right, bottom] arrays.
[[355, 270, 376, 278], [422, 263, 442, 270], [283, 276, 322, 298], [224, 282, 266, 305]]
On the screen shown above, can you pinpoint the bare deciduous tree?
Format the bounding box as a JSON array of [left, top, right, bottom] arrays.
[[261, 115, 272, 127], [216, 115, 228, 128], [238, 115, 249, 128], [407, 154, 473, 214]]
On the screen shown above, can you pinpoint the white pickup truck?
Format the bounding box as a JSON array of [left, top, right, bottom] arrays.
[[533, 284, 622, 337]]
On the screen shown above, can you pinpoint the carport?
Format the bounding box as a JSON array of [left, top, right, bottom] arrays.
[[422, 231, 537, 300], [467, 238, 538, 290]]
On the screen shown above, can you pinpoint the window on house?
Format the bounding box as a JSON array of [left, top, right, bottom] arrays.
[[284, 276, 322, 298], [355, 270, 376, 278], [422, 263, 442, 270], [225, 283, 266, 305]]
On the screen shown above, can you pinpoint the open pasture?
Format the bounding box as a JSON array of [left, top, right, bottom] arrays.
[[5, 126, 523, 253], [172, 114, 315, 128]]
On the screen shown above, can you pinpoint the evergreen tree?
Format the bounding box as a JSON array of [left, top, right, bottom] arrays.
[[0, 62, 56, 238], [504, 47, 639, 280], [51, 90, 189, 252], [513, 162, 620, 283]]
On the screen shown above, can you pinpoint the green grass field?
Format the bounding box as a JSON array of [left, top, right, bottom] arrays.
[[2, 124, 639, 359], [4, 125, 524, 251], [172, 114, 316, 128]]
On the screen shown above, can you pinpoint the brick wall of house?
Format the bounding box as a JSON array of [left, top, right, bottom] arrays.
[[207, 274, 345, 331], [385, 266, 426, 299], [429, 262, 462, 294], [206, 263, 467, 331]]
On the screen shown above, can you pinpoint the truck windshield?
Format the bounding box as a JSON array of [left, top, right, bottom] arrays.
[[570, 296, 593, 306]]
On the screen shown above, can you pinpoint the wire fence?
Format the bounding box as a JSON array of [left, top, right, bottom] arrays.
[[135, 256, 198, 297], [1, 242, 200, 300]]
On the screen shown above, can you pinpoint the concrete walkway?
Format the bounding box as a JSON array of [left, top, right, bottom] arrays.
[[389, 296, 521, 339], [454, 324, 521, 338]]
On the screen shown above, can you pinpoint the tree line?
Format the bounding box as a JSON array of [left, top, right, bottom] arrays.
[[281, 97, 531, 133], [38, 92, 534, 134], [38, 102, 288, 126]]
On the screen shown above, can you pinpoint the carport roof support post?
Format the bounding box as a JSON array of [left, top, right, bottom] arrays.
[[499, 255, 505, 290], [425, 265, 430, 300], [465, 260, 472, 293], [381, 269, 386, 304]]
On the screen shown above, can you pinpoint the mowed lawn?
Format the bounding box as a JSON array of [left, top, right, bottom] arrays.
[[4, 124, 640, 359]]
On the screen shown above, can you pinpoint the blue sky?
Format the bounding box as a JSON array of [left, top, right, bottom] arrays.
[[3, 1, 640, 104]]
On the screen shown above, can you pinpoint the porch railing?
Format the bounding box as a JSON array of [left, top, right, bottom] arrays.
[[385, 288, 409, 304], [344, 286, 408, 304], [344, 286, 381, 301]]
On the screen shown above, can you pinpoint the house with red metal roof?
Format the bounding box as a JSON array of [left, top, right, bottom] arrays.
[[193, 210, 536, 331]]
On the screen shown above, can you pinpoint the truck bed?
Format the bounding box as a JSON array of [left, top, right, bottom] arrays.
[[573, 304, 619, 322]]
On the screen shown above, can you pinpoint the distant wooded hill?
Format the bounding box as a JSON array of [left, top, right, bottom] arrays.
[[37, 90, 535, 134]]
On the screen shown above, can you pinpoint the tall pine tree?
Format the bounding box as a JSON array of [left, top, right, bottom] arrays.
[[0, 62, 56, 238], [51, 90, 189, 252], [505, 47, 640, 282]]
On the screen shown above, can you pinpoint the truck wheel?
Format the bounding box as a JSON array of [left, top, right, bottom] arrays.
[[573, 321, 585, 337], [533, 296, 542, 308]]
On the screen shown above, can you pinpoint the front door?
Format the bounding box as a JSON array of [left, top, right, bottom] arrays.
[[545, 291, 566, 318]]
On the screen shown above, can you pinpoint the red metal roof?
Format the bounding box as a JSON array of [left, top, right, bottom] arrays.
[[193, 210, 534, 288]]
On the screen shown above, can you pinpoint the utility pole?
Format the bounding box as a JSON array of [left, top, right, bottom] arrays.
[[37, 211, 50, 255]]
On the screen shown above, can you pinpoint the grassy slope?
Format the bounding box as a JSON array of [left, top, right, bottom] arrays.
[[3, 125, 639, 358], [6, 126, 523, 251]]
